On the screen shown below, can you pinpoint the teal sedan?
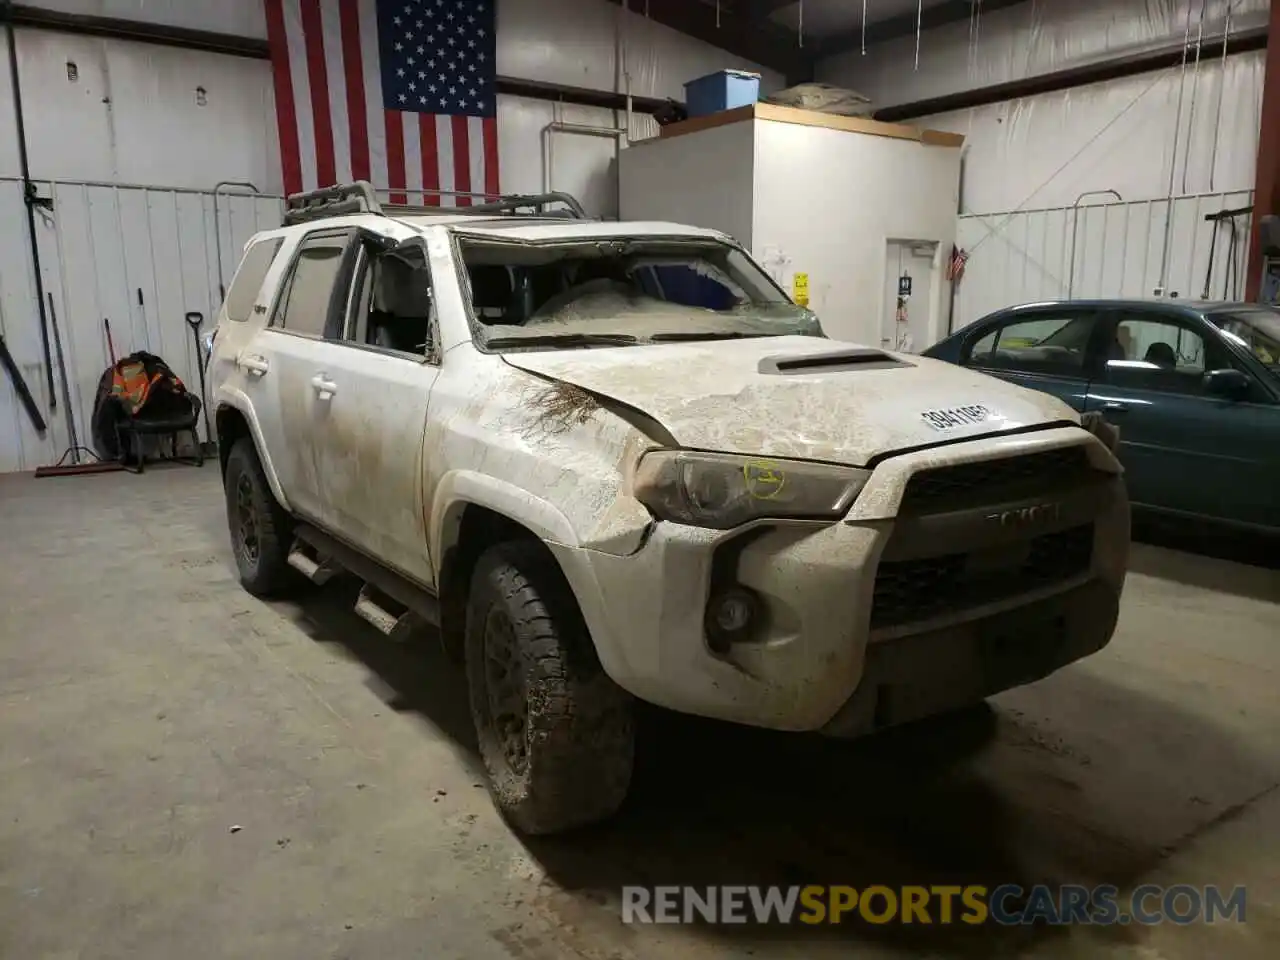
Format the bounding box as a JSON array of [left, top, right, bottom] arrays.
[[924, 300, 1280, 534]]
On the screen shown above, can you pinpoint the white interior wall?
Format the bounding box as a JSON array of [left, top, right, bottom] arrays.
[[819, 0, 1267, 335], [621, 118, 963, 347], [28, 0, 269, 38], [0, 0, 784, 472], [819, 0, 1268, 112], [923, 50, 1264, 216], [751, 123, 962, 347], [500, 0, 783, 103], [2, 28, 281, 189], [618, 122, 758, 248]]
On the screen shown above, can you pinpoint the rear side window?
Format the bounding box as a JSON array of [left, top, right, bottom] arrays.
[[274, 237, 348, 337], [225, 238, 283, 322], [965, 313, 1097, 377], [1104, 316, 1218, 396]]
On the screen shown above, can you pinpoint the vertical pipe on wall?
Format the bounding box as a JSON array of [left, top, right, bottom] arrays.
[[3, 1, 55, 409], [1181, 0, 1207, 195], [1119, 204, 1132, 296], [1208, 0, 1236, 193], [49, 181, 80, 442], [1246, 0, 1280, 300], [1157, 4, 1197, 295]]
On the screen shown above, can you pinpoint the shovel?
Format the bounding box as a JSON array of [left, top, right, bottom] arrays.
[[185, 311, 213, 448]]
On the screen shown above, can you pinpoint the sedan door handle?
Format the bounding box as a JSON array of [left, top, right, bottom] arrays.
[[238, 354, 269, 376], [1101, 401, 1129, 413], [310, 374, 338, 400]]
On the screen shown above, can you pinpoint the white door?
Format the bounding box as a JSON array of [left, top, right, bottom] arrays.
[[244, 231, 352, 520], [306, 240, 439, 588], [882, 240, 937, 354]]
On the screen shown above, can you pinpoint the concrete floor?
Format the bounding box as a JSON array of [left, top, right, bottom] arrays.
[[1, 464, 1278, 960]]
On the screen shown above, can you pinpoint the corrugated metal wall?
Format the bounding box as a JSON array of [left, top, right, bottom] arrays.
[[951, 189, 1255, 330], [0, 179, 281, 473]]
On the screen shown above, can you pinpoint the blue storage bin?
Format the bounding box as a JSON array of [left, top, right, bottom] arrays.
[[683, 69, 761, 118]]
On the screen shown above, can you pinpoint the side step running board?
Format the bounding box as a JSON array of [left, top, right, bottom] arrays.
[[292, 523, 441, 628], [353, 584, 421, 642], [287, 541, 341, 585]]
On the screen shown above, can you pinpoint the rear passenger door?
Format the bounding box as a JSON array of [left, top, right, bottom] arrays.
[[252, 230, 353, 521], [304, 235, 440, 588], [1084, 311, 1267, 522], [960, 308, 1103, 412]]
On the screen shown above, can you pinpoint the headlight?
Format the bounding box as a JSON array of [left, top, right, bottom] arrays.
[[633, 450, 870, 529]]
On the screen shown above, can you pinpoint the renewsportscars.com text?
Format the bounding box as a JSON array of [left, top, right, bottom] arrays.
[[622, 884, 1247, 926]]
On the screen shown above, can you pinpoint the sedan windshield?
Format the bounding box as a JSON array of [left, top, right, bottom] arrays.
[[1208, 307, 1280, 379], [458, 236, 824, 350]]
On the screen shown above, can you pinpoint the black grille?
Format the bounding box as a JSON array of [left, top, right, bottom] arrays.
[[899, 446, 1093, 514], [870, 524, 1094, 629]]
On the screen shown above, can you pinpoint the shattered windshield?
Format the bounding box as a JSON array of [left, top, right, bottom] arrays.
[[1208, 307, 1280, 380], [458, 236, 824, 350]]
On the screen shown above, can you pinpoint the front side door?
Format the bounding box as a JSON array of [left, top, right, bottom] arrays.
[[306, 235, 440, 587], [246, 230, 354, 521], [959, 307, 1103, 412], [1084, 310, 1273, 523]]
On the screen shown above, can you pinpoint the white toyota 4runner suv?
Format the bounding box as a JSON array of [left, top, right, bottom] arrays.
[[210, 182, 1129, 835]]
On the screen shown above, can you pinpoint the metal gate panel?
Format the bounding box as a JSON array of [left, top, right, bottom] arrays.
[[0, 178, 284, 473], [953, 191, 1255, 334]]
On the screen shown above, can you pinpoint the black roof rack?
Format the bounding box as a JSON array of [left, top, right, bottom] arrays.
[[283, 180, 587, 225]]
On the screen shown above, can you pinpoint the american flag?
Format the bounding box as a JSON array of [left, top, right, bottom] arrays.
[[264, 0, 500, 206]]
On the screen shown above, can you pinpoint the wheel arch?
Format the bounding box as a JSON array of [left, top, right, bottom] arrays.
[[214, 398, 292, 512], [431, 474, 579, 664]]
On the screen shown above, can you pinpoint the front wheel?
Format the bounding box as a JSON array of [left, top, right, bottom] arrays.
[[223, 438, 296, 597], [465, 541, 634, 835]]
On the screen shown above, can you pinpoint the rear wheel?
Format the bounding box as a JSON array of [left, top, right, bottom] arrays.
[[224, 437, 295, 597], [465, 541, 634, 835]]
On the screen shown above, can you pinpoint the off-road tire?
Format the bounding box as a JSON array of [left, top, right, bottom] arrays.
[[224, 437, 296, 597], [465, 541, 634, 835]]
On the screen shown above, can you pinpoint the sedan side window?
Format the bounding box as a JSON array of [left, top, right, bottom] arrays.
[[964, 313, 1096, 377], [1103, 317, 1215, 396]]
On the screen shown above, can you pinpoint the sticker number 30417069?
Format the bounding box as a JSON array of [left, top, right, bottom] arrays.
[[920, 405, 994, 431]]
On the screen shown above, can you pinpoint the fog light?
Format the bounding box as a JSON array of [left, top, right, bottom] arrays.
[[706, 587, 759, 652]]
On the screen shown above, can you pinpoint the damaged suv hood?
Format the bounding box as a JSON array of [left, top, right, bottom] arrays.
[[502, 335, 1078, 466]]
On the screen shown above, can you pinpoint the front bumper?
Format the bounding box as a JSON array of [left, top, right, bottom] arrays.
[[549, 427, 1130, 733]]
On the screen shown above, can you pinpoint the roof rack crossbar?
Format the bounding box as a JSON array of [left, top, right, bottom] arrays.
[[282, 181, 588, 225], [283, 180, 382, 225]]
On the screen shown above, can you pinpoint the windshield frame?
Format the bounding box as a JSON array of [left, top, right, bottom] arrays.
[[449, 231, 815, 354], [1205, 306, 1280, 392]]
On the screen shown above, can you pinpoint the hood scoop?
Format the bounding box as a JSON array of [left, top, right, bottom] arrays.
[[759, 348, 908, 375]]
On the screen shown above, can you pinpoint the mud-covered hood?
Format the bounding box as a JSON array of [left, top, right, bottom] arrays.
[[502, 335, 1078, 466]]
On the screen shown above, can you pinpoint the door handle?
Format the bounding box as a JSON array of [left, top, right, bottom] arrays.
[[238, 354, 269, 376], [1101, 401, 1129, 413], [310, 374, 338, 400]]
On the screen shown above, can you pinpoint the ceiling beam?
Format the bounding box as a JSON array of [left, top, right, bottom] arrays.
[[605, 0, 811, 80], [815, 0, 1035, 60]]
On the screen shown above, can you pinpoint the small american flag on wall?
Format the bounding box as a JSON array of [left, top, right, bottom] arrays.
[[264, 0, 500, 206]]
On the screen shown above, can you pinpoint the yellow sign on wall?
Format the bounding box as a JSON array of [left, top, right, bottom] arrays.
[[792, 272, 810, 307]]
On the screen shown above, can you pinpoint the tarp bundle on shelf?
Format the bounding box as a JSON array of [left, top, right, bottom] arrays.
[[763, 83, 873, 117]]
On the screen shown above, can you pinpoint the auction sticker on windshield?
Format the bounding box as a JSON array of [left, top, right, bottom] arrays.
[[921, 405, 994, 431]]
